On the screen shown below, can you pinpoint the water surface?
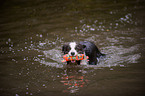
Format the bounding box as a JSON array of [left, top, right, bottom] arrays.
[[0, 0, 145, 96]]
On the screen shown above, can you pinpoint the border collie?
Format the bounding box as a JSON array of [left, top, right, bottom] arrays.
[[62, 41, 105, 65]]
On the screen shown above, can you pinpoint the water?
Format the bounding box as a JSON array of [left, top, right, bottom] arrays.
[[0, 0, 145, 96]]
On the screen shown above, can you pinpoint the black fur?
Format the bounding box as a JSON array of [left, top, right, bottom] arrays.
[[80, 41, 105, 65], [62, 44, 71, 54]]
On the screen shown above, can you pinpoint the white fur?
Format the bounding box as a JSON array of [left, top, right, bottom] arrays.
[[68, 42, 78, 56]]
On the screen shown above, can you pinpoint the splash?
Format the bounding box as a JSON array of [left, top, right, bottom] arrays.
[[32, 38, 141, 69]]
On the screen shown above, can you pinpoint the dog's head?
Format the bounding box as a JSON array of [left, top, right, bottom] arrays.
[[62, 42, 86, 56]]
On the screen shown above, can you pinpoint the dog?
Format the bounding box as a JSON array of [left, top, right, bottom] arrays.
[[62, 41, 105, 65]]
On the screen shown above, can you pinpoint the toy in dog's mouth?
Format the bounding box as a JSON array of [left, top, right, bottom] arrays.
[[61, 54, 89, 64]]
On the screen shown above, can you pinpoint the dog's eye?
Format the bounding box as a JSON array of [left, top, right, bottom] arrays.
[[75, 47, 82, 51], [77, 48, 81, 51], [75, 44, 84, 51], [66, 46, 71, 51]]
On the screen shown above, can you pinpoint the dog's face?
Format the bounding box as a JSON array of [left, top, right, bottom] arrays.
[[62, 42, 85, 56]]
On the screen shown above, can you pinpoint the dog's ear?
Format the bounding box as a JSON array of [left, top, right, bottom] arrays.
[[62, 45, 67, 52], [62, 44, 69, 54], [83, 45, 86, 49]]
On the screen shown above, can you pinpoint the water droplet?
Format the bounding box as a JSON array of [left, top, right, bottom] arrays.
[[6, 41, 8, 44], [101, 29, 104, 31], [26, 92, 29, 94], [43, 84, 45, 86], [120, 65, 125, 67], [110, 68, 113, 70], [116, 23, 118, 26], [24, 42, 27, 44], [15, 94, 19, 96], [110, 11, 113, 14], [12, 59, 16, 61], [125, 15, 129, 19], [40, 34, 43, 38], [120, 18, 124, 21], [90, 28, 95, 31], [8, 38, 11, 42], [94, 20, 98, 23], [24, 58, 26, 60], [9, 47, 12, 51]]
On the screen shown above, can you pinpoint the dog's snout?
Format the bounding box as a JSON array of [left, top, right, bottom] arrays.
[[71, 52, 75, 56]]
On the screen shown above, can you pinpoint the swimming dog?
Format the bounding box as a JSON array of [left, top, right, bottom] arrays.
[[62, 41, 105, 65]]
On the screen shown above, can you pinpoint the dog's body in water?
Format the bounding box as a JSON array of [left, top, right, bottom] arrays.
[[62, 41, 105, 65]]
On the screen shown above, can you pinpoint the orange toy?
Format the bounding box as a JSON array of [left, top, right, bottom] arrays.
[[61, 54, 89, 63]]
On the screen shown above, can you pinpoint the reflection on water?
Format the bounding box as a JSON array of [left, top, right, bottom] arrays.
[[0, 0, 145, 96], [61, 67, 89, 93]]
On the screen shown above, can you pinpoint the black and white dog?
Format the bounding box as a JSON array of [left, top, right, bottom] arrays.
[[62, 41, 105, 65]]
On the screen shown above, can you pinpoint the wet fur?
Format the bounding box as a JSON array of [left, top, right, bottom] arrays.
[[62, 41, 105, 65]]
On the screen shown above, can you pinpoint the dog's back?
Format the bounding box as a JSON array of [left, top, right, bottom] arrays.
[[80, 41, 105, 65]]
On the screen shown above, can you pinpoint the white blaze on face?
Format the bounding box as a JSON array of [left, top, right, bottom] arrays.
[[68, 42, 78, 56]]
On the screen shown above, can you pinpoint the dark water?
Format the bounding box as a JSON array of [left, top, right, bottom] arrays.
[[0, 0, 145, 96]]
